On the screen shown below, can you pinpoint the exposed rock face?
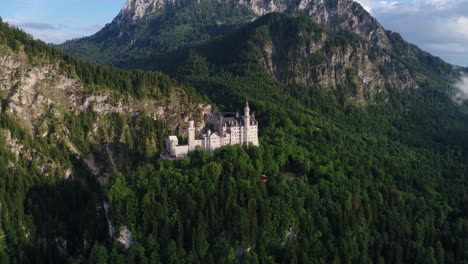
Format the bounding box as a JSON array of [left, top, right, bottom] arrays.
[[117, 0, 165, 23], [0, 55, 80, 131], [116, 226, 133, 250], [1, 129, 69, 177], [0, 46, 209, 178], [0, 53, 206, 134], [2, 129, 27, 161], [299, 0, 390, 48], [253, 26, 415, 103], [252, 0, 390, 48]]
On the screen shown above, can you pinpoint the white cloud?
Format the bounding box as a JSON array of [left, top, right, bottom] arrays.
[[448, 16, 468, 39], [453, 73, 468, 104], [422, 0, 464, 10], [424, 43, 468, 54], [355, 0, 399, 14]]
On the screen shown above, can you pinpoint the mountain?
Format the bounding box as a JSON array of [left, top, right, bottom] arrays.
[[60, 0, 390, 66], [2, 0, 468, 263], [60, 0, 456, 106]]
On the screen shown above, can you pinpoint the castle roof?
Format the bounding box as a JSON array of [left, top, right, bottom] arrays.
[[221, 116, 257, 127]]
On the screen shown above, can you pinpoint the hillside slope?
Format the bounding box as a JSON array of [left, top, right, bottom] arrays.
[[0, 20, 210, 262]]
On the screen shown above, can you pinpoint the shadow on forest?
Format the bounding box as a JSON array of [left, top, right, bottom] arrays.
[[22, 163, 109, 262]]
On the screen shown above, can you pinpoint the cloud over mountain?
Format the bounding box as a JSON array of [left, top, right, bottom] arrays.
[[454, 73, 468, 104]]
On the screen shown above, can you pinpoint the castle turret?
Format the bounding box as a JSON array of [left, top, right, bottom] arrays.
[[170, 140, 177, 157], [244, 100, 250, 117], [244, 100, 250, 144], [188, 119, 195, 150]]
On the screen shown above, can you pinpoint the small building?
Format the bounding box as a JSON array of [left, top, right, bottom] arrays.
[[166, 101, 259, 158]]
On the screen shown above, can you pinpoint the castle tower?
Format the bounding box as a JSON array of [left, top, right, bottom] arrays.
[[170, 140, 177, 157], [244, 100, 250, 117], [188, 119, 195, 150], [244, 100, 250, 144]]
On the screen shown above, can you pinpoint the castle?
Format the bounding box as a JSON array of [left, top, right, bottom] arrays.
[[166, 101, 259, 158]]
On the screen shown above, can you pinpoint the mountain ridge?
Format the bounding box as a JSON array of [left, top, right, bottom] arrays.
[[59, 0, 391, 66], [59, 0, 461, 107], [115, 0, 389, 45]]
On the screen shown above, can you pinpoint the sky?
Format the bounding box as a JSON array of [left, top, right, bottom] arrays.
[[354, 0, 468, 66], [0, 0, 126, 43], [0, 0, 467, 66]]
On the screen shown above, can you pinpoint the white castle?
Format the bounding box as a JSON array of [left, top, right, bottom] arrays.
[[166, 101, 259, 158]]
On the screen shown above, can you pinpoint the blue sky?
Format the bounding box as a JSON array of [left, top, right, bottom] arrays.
[[0, 0, 467, 66], [0, 0, 126, 43]]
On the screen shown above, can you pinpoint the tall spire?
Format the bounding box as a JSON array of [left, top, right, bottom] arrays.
[[244, 99, 250, 117]]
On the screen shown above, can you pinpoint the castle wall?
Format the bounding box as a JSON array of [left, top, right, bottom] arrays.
[[230, 126, 243, 145], [209, 133, 221, 150], [173, 145, 189, 158], [247, 125, 259, 146]]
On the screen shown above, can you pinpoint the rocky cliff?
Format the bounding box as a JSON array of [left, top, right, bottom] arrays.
[[0, 29, 210, 181], [244, 15, 413, 103]]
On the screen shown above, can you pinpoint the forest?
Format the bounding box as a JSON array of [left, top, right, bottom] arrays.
[[1, 14, 468, 264]]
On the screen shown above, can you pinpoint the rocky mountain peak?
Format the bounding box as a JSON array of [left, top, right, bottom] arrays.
[[117, 0, 166, 22], [238, 0, 354, 16], [250, 0, 389, 48], [115, 0, 387, 47]]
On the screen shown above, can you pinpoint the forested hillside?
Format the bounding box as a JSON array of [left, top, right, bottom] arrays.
[[2, 3, 468, 264], [0, 19, 205, 263]]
